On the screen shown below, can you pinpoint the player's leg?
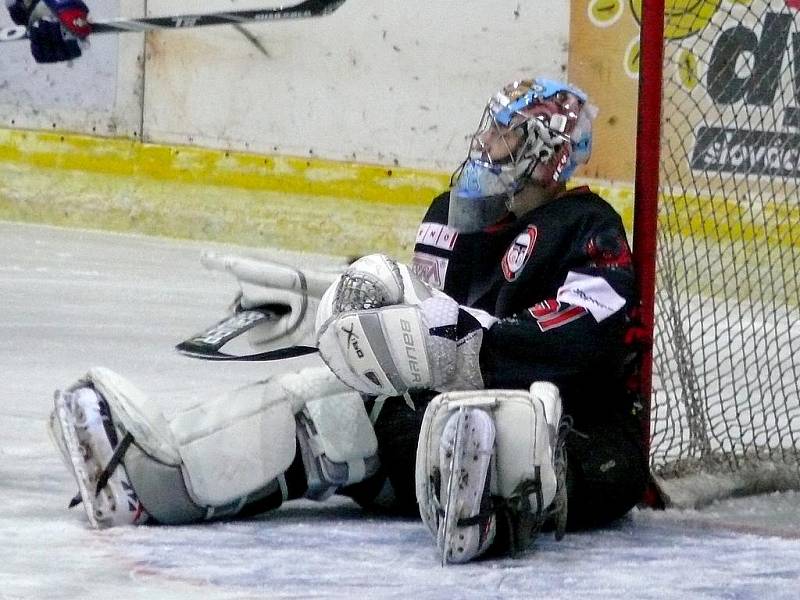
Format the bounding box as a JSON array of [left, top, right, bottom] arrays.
[[564, 407, 648, 530], [339, 391, 434, 515], [49, 365, 380, 528], [415, 383, 569, 564]]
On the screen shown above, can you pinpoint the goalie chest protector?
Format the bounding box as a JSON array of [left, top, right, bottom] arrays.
[[410, 187, 634, 320]]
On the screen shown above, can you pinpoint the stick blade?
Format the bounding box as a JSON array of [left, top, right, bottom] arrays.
[[175, 309, 318, 361]]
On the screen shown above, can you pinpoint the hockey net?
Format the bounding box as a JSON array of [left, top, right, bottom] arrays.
[[642, 0, 800, 508]]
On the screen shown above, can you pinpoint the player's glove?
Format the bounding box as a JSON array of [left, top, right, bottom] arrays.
[[201, 251, 344, 351], [315, 253, 497, 396], [6, 0, 91, 63]]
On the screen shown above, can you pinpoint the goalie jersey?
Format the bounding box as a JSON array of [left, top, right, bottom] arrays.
[[411, 186, 638, 425]]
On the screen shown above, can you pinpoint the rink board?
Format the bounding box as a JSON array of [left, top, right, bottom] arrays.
[[0, 128, 441, 259], [0, 128, 636, 260]]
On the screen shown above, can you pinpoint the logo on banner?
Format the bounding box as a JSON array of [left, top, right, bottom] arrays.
[[582, 2, 800, 179], [501, 225, 537, 282], [690, 9, 800, 178]]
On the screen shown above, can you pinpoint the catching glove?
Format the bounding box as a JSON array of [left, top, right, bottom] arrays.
[[202, 251, 344, 352]]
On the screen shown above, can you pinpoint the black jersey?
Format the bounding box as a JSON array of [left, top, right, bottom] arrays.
[[411, 187, 637, 424]]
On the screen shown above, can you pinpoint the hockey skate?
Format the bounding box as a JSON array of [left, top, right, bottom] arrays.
[[49, 387, 148, 528], [436, 407, 497, 564]]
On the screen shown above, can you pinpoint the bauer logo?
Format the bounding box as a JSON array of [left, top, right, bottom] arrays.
[[400, 318, 423, 384], [690, 9, 800, 178]]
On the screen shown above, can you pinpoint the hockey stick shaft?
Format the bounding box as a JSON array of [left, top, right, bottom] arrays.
[[0, 0, 345, 42], [177, 343, 318, 361]]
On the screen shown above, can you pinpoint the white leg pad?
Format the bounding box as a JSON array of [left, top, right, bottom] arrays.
[[304, 392, 378, 483], [81, 367, 298, 511], [170, 366, 378, 505], [416, 383, 563, 561], [79, 367, 181, 467], [57, 366, 377, 524], [282, 368, 380, 498], [494, 383, 560, 505], [169, 380, 297, 507]]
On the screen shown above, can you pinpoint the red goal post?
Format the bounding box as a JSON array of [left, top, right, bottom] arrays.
[[633, 0, 665, 507], [634, 0, 800, 508]]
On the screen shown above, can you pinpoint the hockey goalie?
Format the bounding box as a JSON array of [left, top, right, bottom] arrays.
[[48, 77, 649, 564]]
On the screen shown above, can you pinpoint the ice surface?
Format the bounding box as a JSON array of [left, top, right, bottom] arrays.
[[1, 221, 798, 599]]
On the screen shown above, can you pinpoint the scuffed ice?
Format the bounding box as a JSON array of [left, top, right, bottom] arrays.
[[1, 222, 798, 600]]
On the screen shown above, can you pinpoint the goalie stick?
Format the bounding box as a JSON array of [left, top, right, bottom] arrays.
[[175, 308, 317, 361], [0, 0, 346, 42]]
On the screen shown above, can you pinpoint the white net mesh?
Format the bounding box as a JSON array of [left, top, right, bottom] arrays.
[[649, 1, 800, 506]]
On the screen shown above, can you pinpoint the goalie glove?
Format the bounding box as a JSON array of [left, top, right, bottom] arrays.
[[316, 291, 496, 397], [202, 251, 344, 351]]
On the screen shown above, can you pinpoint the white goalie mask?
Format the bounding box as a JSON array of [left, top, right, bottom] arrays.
[[448, 78, 597, 233]]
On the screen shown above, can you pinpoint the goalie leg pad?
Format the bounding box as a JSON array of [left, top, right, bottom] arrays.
[[51, 366, 380, 527], [49, 367, 197, 527], [170, 365, 379, 505], [169, 379, 297, 509], [216, 366, 380, 500], [295, 390, 381, 500], [415, 383, 566, 563], [52, 367, 294, 526]]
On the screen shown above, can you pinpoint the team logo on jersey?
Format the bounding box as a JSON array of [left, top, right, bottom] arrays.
[[501, 225, 538, 281]]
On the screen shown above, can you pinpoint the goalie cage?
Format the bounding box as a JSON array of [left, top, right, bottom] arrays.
[[635, 0, 800, 509]]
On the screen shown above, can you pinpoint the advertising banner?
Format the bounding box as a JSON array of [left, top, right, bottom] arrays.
[[571, 1, 800, 208]]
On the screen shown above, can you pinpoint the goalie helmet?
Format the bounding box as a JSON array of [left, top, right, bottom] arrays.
[[448, 78, 597, 232]]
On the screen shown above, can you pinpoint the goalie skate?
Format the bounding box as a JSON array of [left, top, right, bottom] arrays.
[[49, 388, 147, 528], [437, 407, 497, 564]]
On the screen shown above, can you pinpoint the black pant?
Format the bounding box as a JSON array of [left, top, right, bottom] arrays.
[[564, 410, 649, 530], [341, 394, 429, 515]]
